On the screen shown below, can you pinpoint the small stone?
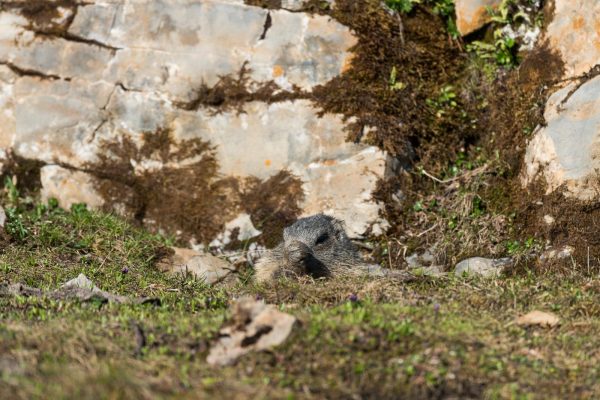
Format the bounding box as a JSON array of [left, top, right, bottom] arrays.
[[158, 247, 236, 285], [454, 257, 512, 278], [543, 215, 555, 225], [0, 205, 6, 228], [207, 297, 297, 366], [540, 245, 574, 262], [405, 248, 436, 269], [515, 310, 560, 328]]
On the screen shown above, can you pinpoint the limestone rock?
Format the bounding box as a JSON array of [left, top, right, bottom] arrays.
[[540, 245, 574, 262], [158, 247, 236, 285], [515, 310, 560, 328], [454, 257, 512, 278], [41, 165, 137, 217], [40, 165, 107, 210], [1, 274, 159, 305], [545, 0, 600, 79], [207, 296, 297, 366], [210, 213, 262, 248], [296, 146, 391, 238], [455, 0, 502, 36], [523, 75, 600, 199], [0, 0, 388, 242]]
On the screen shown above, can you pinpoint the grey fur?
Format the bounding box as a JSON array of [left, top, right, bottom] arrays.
[[254, 214, 410, 282]]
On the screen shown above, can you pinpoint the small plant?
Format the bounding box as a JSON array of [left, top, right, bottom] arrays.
[[428, 0, 459, 39], [426, 85, 457, 117], [385, 0, 421, 13], [467, 0, 542, 68], [4, 176, 19, 207], [467, 32, 517, 67], [389, 66, 406, 91]]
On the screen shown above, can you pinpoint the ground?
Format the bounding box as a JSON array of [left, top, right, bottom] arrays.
[[1, 203, 600, 399], [2, 1, 599, 399]]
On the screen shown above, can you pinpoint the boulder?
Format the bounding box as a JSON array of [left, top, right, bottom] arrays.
[[544, 0, 600, 79], [455, 0, 502, 36], [523, 75, 600, 199], [0, 0, 389, 243]]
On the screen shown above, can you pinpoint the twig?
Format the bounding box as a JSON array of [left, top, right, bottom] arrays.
[[420, 165, 489, 185], [417, 223, 439, 237], [420, 169, 459, 184], [395, 13, 405, 46]]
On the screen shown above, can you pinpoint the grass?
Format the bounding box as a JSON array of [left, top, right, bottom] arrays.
[[1, 201, 600, 399]]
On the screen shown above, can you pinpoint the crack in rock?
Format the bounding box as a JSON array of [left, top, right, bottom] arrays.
[[34, 31, 121, 52], [0, 61, 68, 81], [259, 11, 272, 40]]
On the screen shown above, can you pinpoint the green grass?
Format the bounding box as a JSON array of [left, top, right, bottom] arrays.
[[2, 202, 600, 399]]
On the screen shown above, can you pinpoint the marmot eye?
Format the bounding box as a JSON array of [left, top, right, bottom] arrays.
[[315, 233, 329, 245]]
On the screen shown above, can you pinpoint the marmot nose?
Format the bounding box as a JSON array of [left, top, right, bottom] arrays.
[[284, 240, 313, 266]]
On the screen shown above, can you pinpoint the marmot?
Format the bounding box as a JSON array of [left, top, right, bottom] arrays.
[[254, 214, 409, 282]]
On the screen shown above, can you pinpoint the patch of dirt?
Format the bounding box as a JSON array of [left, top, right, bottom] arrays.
[[513, 185, 600, 275]]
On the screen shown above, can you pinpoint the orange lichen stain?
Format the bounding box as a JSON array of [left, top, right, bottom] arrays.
[[572, 16, 585, 30], [272, 65, 284, 78], [594, 20, 600, 52], [265, 159, 272, 167], [322, 159, 337, 166], [341, 53, 355, 73]]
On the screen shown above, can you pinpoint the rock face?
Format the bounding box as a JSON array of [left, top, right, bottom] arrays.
[[455, 0, 502, 36], [0, 0, 392, 243], [544, 0, 600, 80], [523, 0, 600, 199]]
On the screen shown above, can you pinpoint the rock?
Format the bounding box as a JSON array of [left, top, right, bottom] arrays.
[[515, 310, 560, 328], [0, 205, 6, 228], [0, 1, 389, 241], [455, 0, 502, 36], [210, 213, 262, 248], [207, 296, 297, 366], [0, 274, 159, 304], [454, 257, 512, 278], [405, 248, 436, 269], [297, 146, 392, 238], [59, 273, 152, 304], [540, 245, 575, 262], [523, 75, 600, 199], [543, 215, 555, 225], [68, 1, 355, 95], [40, 165, 106, 210], [158, 247, 236, 285], [544, 0, 600, 79]]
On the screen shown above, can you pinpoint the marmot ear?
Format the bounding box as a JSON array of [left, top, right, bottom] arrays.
[[331, 218, 347, 239]]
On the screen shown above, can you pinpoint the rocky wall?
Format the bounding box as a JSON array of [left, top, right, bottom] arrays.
[[0, 0, 392, 244]]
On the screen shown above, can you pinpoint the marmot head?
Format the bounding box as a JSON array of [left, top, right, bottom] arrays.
[[281, 214, 358, 278]]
